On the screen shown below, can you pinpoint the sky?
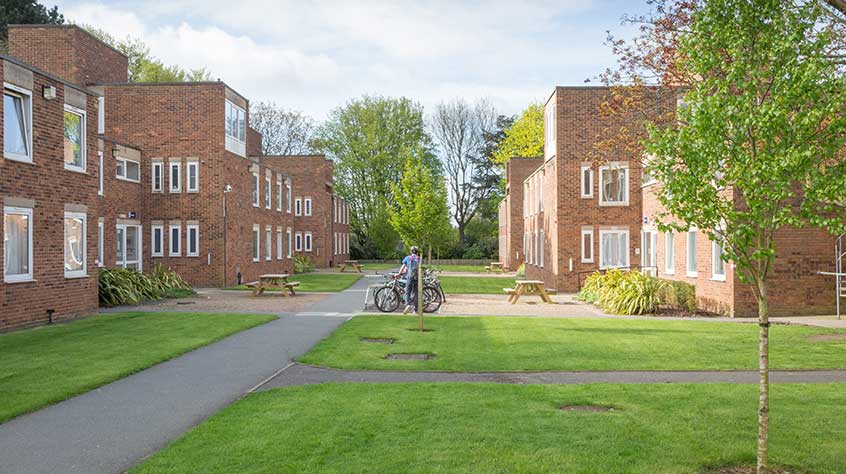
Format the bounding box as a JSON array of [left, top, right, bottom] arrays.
[[53, 0, 650, 120]]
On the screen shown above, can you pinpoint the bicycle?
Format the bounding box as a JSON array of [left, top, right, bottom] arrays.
[[374, 270, 443, 313]]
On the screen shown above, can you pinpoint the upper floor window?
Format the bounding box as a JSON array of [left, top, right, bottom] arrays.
[[225, 100, 246, 142], [4, 84, 32, 163], [97, 96, 105, 134], [265, 176, 271, 209], [152, 162, 163, 192], [187, 161, 199, 192], [98, 152, 104, 195], [295, 198, 302, 216], [252, 173, 260, 207], [169, 162, 182, 193], [64, 105, 86, 172], [304, 197, 312, 216], [580, 165, 593, 198], [276, 178, 283, 211], [116, 156, 140, 182], [599, 164, 629, 206], [286, 180, 292, 213]]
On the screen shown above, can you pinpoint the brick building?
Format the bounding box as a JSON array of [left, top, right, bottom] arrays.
[[0, 25, 348, 330], [497, 157, 542, 270]]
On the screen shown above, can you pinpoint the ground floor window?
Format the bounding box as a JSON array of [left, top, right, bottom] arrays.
[[169, 224, 181, 257], [276, 228, 283, 260], [98, 222, 104, 266], [599, 230, 629, 269], [64, 212, 87, 278], [4, 206, 33, 282], [117, 224, 142, 270], [581, 228, 594, 263], [664, 232, 675, 274], [152, 225, 164, 257], [287, 228, 292, 258], [712, 238, 726, 281], [305, 232, 313, 252], [686, 230, 698, 277], [641, 230, 657, 276], [295, 232, 302, 252], [187, 224, 199, 257], [539, 229, 544, 268], [252, 225, 260, 262], [265, 226, 272, 260]]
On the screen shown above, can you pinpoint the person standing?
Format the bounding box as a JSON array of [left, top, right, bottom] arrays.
[[399, 246, 421, 314]]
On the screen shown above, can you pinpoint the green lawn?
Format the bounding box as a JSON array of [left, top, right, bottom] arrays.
[[300, 315, 846, 371], [366, 263, 491, 273], [0, 311, 276, 423], [226, 273, 362, 292], [129, 383, 846, 474], [440, 275, 514, 294]]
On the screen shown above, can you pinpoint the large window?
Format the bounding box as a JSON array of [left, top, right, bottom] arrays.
[[117, 224, 141, 270], [187, 162, 199, 192], [187, 224, 199, 257], [64, 212, 87, 278], [265, 176, 271, 209], [599, 230, 629, 269], [225, 100, 246, 143], [116, 157, 140, 182], [599, 165, 629, 206], [252, 225, 260, 262], [581, 228, 594, 263], [580, 165, 593, 198], [265, 226, 272, 260], [151, 225, 164, 257], [169, 224, 181, 257], [169, 162, 182, 193], [152, 162, 163, 192], [4, 206, 33, 282], [712, 238, 726, 281], [304, 197, 312, 216], [4, 84, 32, 163], [664, 232, 675, 274], [64, 105, 86, 172], [686, 230, 698, 277]]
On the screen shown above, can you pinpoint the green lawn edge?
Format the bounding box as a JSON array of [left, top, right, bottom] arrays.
[[224, 273, 362, 293]]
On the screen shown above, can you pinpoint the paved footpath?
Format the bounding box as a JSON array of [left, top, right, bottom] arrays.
[[0, 283, 368, 474]]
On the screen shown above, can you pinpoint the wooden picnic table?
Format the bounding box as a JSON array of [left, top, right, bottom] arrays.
[[486, 262, 505, 273], [338, 260, 364, 273], [249, 274, 300, 296], [504, 280, 553, 304]]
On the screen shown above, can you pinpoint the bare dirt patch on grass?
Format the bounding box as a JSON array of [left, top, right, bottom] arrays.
[[808, 334, 846, 342], [559, 405, 616, 413], [360, 337, 395, 344], [703, 466, 806, 474], [385, 353, 434, 360]]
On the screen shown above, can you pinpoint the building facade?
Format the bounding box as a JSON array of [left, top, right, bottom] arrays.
[[497, 157, 542, 270]]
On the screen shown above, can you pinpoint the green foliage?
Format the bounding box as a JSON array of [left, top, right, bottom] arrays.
[[657, 280, 698, 313], [578, 269, 663, 315], [0, 0, 63, 47], [388, 152, 451, 256], [515, 263, 525, 278], [98, 264, 192, 307], [492, 103, 544, 164], [294, 256, 315, 274]]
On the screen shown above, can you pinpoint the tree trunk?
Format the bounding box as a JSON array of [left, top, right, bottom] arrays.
[[756, 281, 770, 474], [457, 224, 466, 248], [428, 246, 432, 266]]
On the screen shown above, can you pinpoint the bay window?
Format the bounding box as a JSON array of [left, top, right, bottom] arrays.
[[224, 99, 246, 156]]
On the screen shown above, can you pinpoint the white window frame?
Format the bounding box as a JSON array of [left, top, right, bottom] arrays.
[[4, 206, 34, 282], [286, 180, 292, 213], [169, 162, 182, 193], [598, 164, 629, 207], [151, 225, 164, 257], [265, 226, 272, 260], [187, 161, 199, 193], [334, 232, 338, 255], [580, 165, 594, 198], [276, 179, 283, 211], [641, 229, 657, 276], [664, 232, 675, 275], [252, 224, 260, 262], [116, 224, 142, 270], [265, 176, 271, 209], [286, 228, 293, 258], [304, 232, 313, 252], [539, 228, 544, 268], [581, 228, 594, 263], [252, 173, 260, 207], [598, 229, 630, 270], [63, 212, 87, 278], [152, 162, 163, 192], [97, 96, 105, 134], [304, 197, 312, 216], [276, 227, 283, 260], [544, 100, 556, 160], [169, 224, 181, 257], [3, 83, 33, 164], [63, 104, 87, 173], [116, 156, 141, 183], [97, 221, 104, 267], [186, 224, 199, 257], [224, 99, 246, 143], [295, 198, 302, 216], [98, 152, 104, 196], [686, 229, 698, 277], [712, 238, 726, 282], [295, 232, 303, 252]]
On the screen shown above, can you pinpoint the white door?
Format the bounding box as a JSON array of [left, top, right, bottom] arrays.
[[641, 230, 657, 276], [116, 225, 142, 271]]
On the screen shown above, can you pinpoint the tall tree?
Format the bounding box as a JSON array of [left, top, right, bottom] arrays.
[[430, 99, 497, 246], [249, 102, 315, 155], [0, 0, 63, 49], [608, 2, 846, 472], [312, 95, 438, 259], [491, 103, 544, 164]]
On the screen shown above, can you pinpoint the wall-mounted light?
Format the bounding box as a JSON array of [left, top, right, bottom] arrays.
[[42, 85, 57, 100]]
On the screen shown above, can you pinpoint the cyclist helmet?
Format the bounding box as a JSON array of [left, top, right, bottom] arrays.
[[410, 246, 420, 255]]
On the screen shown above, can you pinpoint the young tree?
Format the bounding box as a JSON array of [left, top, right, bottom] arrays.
[[492, 103, 544, 164], [430, 98, 497, 246], [0, 0, 63, 48], [621, 2, 846, 472], [249, 102, 315, 155]]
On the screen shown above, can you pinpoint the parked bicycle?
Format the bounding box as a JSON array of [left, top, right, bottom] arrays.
[[374, 268, 444, 313]]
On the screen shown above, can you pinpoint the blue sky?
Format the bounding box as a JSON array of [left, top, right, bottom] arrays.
[[54, 0, 651, 119]]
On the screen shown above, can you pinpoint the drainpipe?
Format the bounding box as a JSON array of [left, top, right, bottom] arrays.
[[223, 184, 232, 286]]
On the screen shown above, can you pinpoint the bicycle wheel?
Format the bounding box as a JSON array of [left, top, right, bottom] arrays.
[[423, 286, 442, 313], [374, 287, 400, 313]]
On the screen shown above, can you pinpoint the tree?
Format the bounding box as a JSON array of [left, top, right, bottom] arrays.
[[83, 26, 212, 83], [430, 99, 497, 246], [249, 102, 315, 155], [491, 103, 544, 164], [0, 0, 63, 49], [612, 2, 846, 472], [388, 151, 451, 262], [312, 95, 439, 259]]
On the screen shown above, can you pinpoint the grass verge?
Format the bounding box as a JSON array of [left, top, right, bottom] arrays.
[[299, 315, 846, 371], [226, 273, 362, 292], [129, 383, 846, 474], [0, 311, 276, 423], [439, 276, 514, 294]]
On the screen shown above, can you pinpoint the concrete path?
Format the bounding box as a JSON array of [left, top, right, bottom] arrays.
[[260, 363, 846, 390]]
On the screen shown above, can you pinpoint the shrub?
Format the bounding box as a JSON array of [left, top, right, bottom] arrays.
[[577, 269, 663, 315], [294, 256, 314, 273], [98, 264, 192, 307], [657, 280, 698, 313], [516, 263, 525, 278]]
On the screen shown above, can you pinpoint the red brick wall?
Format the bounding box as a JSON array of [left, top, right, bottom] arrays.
[[0, 62, 100, 330], [500, 157, 543, 270], [8, 25, 128, 85]]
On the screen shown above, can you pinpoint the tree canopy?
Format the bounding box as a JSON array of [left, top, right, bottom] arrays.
[[491, 103, 544, 164], [249, 102, 315, 156], [0, 0, 63, 48]]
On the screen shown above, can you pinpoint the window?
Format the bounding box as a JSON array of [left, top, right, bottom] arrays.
[[265, 226, 272, 260], [63, 212, 87, 278], [295, 232, 303, 251], [152, 162, 163, 192], [276, 228, 283, 260], [252, 225, 260, 262], [116, 157, 140, 182], [116, 225, 141, 270], [305, 232, 313, 252], [286, 180, 292, 213], [265, 176, 271, 209], [712, 238, 726, 281], [334, 232, 338, 255], [581, 228, 594, 263], [98, 152, 104, 195], [4, 84, 32, 163], [252, 173, 260, 207], [345, 203, 349, 224], [334, 201, 338, 223], [97, 96, 104, 134], [686, 230, 697, 277], [4, 206, 33, 282], [225, 100, 246, 142], [152, 225, 164, 257], [169, 224, 181, 257], [599, 230, 629, 269], [599, 165, 629, 206], [664, 232, 675, 274], [286, 228, 292, 258], [295, 198, 302, 216], [641, 230, 657, 276], [539, 229, 544, 268], [187, 224, 199, 257], [64, 105, 86, 172], [187, 162, 199, 192], [580, 165, 593, 198], [169, 162, 182, 193], [304, 197, 312, 216], [276, 179, 283, 211], [97, 221, 104, 267]]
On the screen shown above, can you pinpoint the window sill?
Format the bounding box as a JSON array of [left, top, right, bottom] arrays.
[[64, 165, 87, 174], [4, 277, 35, 284], [170, 190, 182, 194], [580, 195, 593, 199], [152, 254, 163, 258], [170, 254, 182, 257], [116, 176, 141, 184], [599, 201, 630, 207], [64, 273, 89, 279], [252, 258, 260, 262], [686, 271, 698, 278], [187, 190, 199, 194], [711, 275, 726, 282], [664, 270, 675, 275], [187, 254, 199, 258], [4, 153, 34, 164], [581, 259, 594, 264]]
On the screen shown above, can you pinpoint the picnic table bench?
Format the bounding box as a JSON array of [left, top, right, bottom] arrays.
[[485, 262, 505, 273], [338, 260, 364, 273], [504, 280, 553, 304], [246, 274, 300, 296]]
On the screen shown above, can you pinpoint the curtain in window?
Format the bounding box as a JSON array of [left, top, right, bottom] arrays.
[[64, 216, 84, 272], [602, 169, 626, 202], [4, 94, 28, 156], [4, 213, 29, 275], [601, 233, 628, 268]]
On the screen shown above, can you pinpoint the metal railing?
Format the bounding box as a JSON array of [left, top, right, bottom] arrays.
[[817, 233, 845, 320], [576, 265, 659, 291]]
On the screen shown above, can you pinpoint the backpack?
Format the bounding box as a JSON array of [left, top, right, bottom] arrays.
[[407, 255, 420, 280]]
